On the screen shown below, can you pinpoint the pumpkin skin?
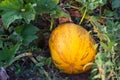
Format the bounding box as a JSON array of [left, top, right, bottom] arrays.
[[49, 23, 97, 74]]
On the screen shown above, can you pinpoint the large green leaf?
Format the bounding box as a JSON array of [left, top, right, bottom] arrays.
[[21, 3, 36, 23], [1, 11, 22, 29], [112, 0, 120, 8], [0, 0, 35, 29], [35, 0, 59, 14], [0, 43, 21, 67], [15, 24, 39, 45]]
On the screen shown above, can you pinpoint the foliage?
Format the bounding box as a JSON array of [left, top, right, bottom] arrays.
[[76, 0, 106, 10], [0, 0, 35, 29], [90, 18, 120, 80], [0, 0, 68, 29], [0, 43, 21, 67]]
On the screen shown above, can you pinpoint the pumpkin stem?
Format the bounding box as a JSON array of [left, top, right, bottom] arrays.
[[79, 8, 87, 25]]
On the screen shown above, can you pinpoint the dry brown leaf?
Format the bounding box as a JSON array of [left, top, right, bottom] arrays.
[[58, 17, 72, 24], [69, 9, 81, 17]]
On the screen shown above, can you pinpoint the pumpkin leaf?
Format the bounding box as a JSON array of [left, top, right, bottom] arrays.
[[0, 43, 21, 67], [15, 24, 39, 45], [35, 0, 59, 14], [50, 6, 69, 18], [35, 0, 68, 18], [0, 0, 35, 29], [21, 3, 36, 23]]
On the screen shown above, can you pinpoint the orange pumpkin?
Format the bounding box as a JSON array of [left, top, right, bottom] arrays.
[[49, 23, 97, 74]]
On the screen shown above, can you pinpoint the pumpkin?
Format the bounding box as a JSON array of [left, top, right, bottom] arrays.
[[49, 23, 97, 74]]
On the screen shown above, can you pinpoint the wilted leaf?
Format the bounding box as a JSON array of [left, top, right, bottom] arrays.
[[58, 17, 72, 24], [69, 9, 81, 17]]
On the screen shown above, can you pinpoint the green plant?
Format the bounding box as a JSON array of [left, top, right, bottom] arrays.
[[90, 19, 120, 80], [0, 0, 68, 66], [0, 0, 69, 79], [72, 0, 106, 24], [0, 0, 68, 29], [0, 43, 21, 67], [65, 0, 120, 79]]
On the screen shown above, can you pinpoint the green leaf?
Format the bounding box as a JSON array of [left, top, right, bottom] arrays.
[[112, 0, 120, 8], [2, 11, 22, 29], [0, 0, 35, 29], [93, 74, 101, 79], [50, 6, 69, 18], [15, 24, 39, 45], [21, 3, 36, 23], [105, 60, 114, 66], [95, 52, 106, 65], [35, 0, 59, 14], [100, 42, 108, 50], [76, 0, 106, 10], [29, 0, 67, 18], [52, 0, 59, 4], [0, 43, 21, 66], [45, 57, 52, 67], [104, 9, 115, 17], [0, 0, 23, 28], [25, 0, 37, 3], [107, 41, 116, 50]]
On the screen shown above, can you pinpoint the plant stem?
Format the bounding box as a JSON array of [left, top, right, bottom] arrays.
[[68, 4, 80, 10], [44, 70, 52, 80], [49, 18, 54, 31], [7, 53, 33, 68], [79, 8, 87, 25], [29, 56, 38, 64]]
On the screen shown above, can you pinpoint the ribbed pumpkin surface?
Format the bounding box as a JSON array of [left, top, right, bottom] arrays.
[[49, 23, 97, 74]]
